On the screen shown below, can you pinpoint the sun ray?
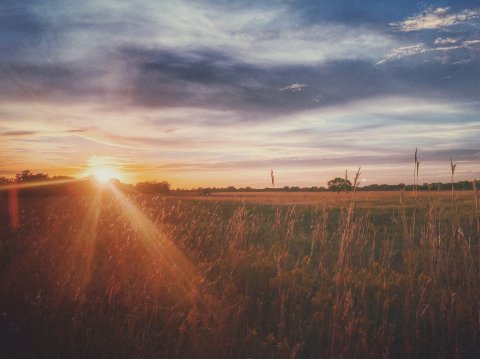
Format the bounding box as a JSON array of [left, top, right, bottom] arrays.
[[0, 178, 80, 192], [0, 188, 103, 306], [7, 188, 20, 229], [1, 178, 82, 229], [83, 155, 125, 184], [62, 188, 103, 304], [109, 185, 205, 306], [91, 167, 122, 184]]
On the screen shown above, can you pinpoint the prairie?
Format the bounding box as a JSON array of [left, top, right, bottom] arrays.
[[180, 190, 474, 207], [0, 184, 479, 358]]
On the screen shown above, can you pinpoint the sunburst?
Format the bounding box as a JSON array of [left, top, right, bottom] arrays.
[[91, 166, 122, 184]]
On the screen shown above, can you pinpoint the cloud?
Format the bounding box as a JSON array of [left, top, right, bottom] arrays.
[[66, 129, 89, 133], [21, 0, 395, 67], [124, 48, 445, 114], [2, 95, 479, 185], [1, 130, 38, 136], [434, 37, 459, 46], [377, 44, 427, 64], [1, 1, 479, 185], [137, 145, 480, 188], [279, 83, 307, 92], [377, 37, 480, 65], [0, 1, 48, 61], [0, 62, 106, 102], [312, 94, 323, 103], [380, 6, 480, 64], [391, 7, 480, 32], [464, 39, 480, 46], [10, 1, 476, 113]]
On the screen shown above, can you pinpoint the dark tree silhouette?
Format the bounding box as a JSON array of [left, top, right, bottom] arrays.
[[327, 177, 352, 194], [136, 180, 170, 194], [0, 176, 11, 184], [15, 170, 50, 182]]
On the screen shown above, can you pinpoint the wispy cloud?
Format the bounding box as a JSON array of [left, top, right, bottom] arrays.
[[377, 44, 427, 64], [1, 130, 38, 136], [1, 95, 478, 185], [26, 0, 395, 67], [391, 7, 480, 32], [434, 37, 459, 46], [66, 129, 89, 133], [377, 37, 480, 64], [380, 6, 480, 64], [279, 83, 307, 92], [464, 39, 480, 46]]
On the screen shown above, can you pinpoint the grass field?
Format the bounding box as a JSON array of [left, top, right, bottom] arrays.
[[1, 184, 479, 358], [180, 190, 475, 207]]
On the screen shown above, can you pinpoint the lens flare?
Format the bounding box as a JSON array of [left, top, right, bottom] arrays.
[[92, 167, 121, 184], [109, 185, 205, 305], [84, 155, 125, 184]]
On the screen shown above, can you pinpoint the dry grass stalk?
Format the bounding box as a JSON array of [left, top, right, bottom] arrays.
[[352, 167, 361, 208], [345, 169, 348, 193], [414, 149, 420, 202], [416, 161, 420, 184], [473, 179, 478, 210], [414, 148, 418, 198], [474, 179, 479, 236], [450, 158, 456, 209], [271, 169, 275, 189]]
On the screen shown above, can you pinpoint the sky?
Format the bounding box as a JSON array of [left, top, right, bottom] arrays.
[[1, 0, 479, 188]]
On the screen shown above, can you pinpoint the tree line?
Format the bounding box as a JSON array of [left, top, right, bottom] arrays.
[[0, 170, 74, 184], [0, 170, 476, 194]]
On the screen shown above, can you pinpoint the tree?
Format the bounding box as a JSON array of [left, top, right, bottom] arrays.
[[135, 180, 170, 194], [327, 177, 352, 194], [0, 176, 11, 184], [15, 170, 50, 182]]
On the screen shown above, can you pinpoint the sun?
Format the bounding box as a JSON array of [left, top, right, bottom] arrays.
[[82, 155, 126, 184], [91, 167, 122, 184]]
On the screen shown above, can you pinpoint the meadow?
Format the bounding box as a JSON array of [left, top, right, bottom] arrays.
[[0, 183, 479, 358]]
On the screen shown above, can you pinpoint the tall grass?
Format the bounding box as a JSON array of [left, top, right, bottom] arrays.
[[414, 148, 418, 201], [352, 167, 361, 209], [451, 158, 457, 210], [474, 179, 479, 236], [0, 188, 478, 358]]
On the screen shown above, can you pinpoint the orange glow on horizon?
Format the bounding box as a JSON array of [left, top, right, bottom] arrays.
[[91, 167, 122, 184], [0, 178, 80, 192], [82, 155, 126, 184]]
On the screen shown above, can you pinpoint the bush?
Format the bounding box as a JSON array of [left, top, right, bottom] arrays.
[[135, 180, 170, 194]]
